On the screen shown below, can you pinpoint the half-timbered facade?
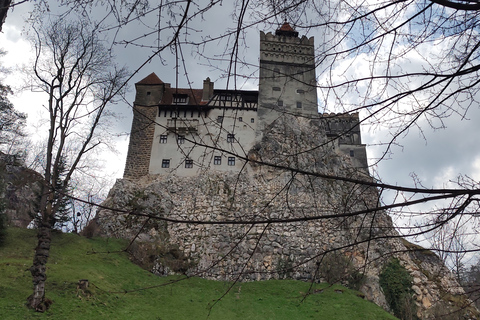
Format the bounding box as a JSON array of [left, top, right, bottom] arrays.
[[147, 78, 258, 176]]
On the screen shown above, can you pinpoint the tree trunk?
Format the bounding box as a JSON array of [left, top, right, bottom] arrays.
[[27, 224, 52, 312], [0, 0, 12, 32]]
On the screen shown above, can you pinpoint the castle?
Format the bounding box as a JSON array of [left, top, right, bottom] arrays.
[[123, 22, 367, 179], [92, 22, 478, 319]]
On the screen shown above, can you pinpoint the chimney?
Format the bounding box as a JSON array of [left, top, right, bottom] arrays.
[[202, 77, 214, 101]]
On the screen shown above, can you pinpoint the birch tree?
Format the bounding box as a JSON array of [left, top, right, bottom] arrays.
[[26, 15, 127, 311]]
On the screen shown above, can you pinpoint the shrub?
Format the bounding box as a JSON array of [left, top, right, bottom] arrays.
[[318, 251, 365, 290], [276, 255, 294, 279], [379, 258, 418, 320], [0, 207, 6, 246], [0, 175, 6, 246]]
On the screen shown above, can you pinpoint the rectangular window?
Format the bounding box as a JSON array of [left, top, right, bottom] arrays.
[[350, 150, 355, 157], [228, 157, 235, 166], [177, 135, 185, 144], [185, 159, 193, 168], [214, 156, 221, 165], [296, 101, 302, 108], [227, 133, 235, 143], [160, 135, 167, 143], [278, 100, 283, 107], [161, 159, 170, 168], [296, 89, 305, 94], [238, 117, 243, 122], [273, 87, 281, 91], [217, 116, 224, 123], [251, 118, 255, 123]]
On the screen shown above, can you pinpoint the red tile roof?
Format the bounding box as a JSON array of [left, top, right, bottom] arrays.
[[279, 22, 295, 32], [275, 21, 299, 37], [137, 73, 164, 85]]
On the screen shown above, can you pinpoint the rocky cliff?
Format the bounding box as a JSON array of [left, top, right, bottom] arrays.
[[0, 152, 41, 228], [92, 115, 478, 319]]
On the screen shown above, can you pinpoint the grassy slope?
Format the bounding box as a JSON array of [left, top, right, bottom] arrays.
[[0, 228, 398, 320]]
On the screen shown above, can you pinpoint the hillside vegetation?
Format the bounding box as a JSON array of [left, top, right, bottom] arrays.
[[0, 228, 398, 319]]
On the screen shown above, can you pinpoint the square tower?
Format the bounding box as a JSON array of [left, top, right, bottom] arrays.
[[257, 22, 318, 139]]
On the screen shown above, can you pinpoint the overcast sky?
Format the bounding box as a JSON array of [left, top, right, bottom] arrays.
[[1, 1, 480, 237]]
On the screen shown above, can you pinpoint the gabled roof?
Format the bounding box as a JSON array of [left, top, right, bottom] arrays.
[[137, 73, 164, 85]]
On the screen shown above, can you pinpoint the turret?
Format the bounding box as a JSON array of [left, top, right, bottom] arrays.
[[257, 22, 318, 141], [124, 73, 165, 179]]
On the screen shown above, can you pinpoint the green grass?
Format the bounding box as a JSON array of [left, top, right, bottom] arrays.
[[0, 227, 398, 319]]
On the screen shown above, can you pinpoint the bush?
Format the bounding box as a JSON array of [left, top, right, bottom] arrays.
[[0, 174, 6, 246], [276, 255, 294, 279], [0, 216, 5, 246], [379, 258, 418, 320], [319, 251, 365, 290]]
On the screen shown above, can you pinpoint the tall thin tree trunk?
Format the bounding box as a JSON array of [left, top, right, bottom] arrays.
[[27, 223, 52, 312], [0, 0, 12, 32]]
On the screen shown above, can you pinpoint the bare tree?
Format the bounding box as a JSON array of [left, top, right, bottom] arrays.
[[427, 215, 471, 282], [0, 0, 12, 32], [25, 15, 127, 311]]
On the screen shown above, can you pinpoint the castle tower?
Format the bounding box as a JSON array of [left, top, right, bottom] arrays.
[[123, 73, 165, 179], [257, 22, 318, 139]]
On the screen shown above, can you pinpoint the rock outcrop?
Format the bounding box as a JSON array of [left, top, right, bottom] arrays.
[[0, 152, 41, 228], [92, 116, 478, 319]]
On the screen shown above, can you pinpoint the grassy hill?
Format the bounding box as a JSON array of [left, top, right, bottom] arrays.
[[0, 228, 398, 319]]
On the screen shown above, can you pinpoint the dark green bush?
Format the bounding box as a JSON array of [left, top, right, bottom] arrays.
[[0, 173, 6, 246], [379, 258, 417, 320], [0, 198, 6, 246], [319, 251, 365, 290]]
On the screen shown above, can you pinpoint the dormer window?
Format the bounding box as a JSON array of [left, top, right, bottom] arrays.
[[173, 94, 188, 104]]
